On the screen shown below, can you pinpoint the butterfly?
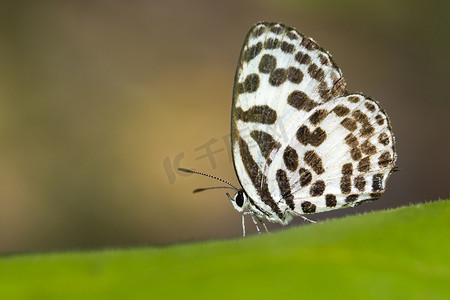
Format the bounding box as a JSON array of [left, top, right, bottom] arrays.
[[180, 22, 397, 236]]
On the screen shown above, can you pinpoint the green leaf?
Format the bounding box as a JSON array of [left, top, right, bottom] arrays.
[[0, 200, 449, 299]]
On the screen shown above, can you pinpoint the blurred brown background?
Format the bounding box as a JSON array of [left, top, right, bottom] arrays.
[[0, 0, 448, 254]]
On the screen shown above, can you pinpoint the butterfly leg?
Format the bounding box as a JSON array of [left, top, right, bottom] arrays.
[[256, 216, 269, 233], [250, 214, 261, 234], [241, 214, 246, 237], [262, 221, 269, 233], [244, 212, 261, 234], [301, 215, 317, 223]]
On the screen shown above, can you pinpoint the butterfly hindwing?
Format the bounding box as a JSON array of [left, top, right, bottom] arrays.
[[231, 22, 396, 224], [268, 93, 396, 215]]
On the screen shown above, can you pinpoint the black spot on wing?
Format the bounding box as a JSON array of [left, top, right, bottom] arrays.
[[345, 134, 359, 148], [296, 126, 326, 147], [287, 91, 319, 112], [352, 110, 375, 138], [250, 130, 281, 160], [300, 37, 319, 50], [243, 74, 260, 93], [287, 67, 303, 84], [333, 105, 350, 116], [309, 109, 328, 126], [283, 146, 299, 172], [308, 64, 325, 81], [341, 117, 357, 131], [351, 148, 362, 161], [252, 25, 266, 38], [304, 150, 325, 175], [360, 140, 377, 156], [270, 25, 283, 34], [310, 180, 325, 196], [286, 31, 298, 40], [357, 157, 371, 172], [376, 114, 385, 125], [354, 175, 366, 191], [269, 68, 287, 86], [308, 128, 326, 147], [347, 96, 360, 103], [259, 54, 277, 74], [235, 105, 277, 124], [341, 163, 353, 176], [281, 41, 295, 53], [299, 168, 312, 187], [340, 176, 351, 194], [365, 102, 376, 112], [372, 173, 384, 192], [295, 51, 311, 64], [301, 201, 316, 213], [296, 125, 310, 146], [345, 194, 358, 203], [378, 151, 393, 168], [325, 194, 337, 207], [243, 42, 262, 62], [319, 54, 331, 66], [378, 132, 390, 145], [276, 169, 295, 210], [265, 38, 280, 49]]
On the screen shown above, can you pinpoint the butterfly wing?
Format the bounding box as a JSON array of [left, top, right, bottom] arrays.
[[267, 93, 397, 215], [231, 22, 396, 223]]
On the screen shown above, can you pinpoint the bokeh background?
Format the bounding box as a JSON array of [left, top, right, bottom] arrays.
[[0, 0, 448, 254]]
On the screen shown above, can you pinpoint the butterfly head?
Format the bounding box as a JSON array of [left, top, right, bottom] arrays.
[[229, 189, 249, 212], [178, 168, 248, 211]]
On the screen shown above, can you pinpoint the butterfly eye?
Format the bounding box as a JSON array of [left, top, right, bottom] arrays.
[[235, 192, 244, 207]]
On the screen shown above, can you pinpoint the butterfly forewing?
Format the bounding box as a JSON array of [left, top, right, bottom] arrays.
[[231, 22, 396, 224]]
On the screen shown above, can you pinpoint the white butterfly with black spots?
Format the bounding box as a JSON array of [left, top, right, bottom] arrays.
[[181, 22, 397, 235]]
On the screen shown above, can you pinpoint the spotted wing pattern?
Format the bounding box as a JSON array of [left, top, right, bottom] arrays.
[[231, 22, 396, 224]]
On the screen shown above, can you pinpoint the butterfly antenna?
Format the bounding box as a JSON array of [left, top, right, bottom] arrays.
[[193, 186, 236, 193], [178, 168, 239, 192]]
